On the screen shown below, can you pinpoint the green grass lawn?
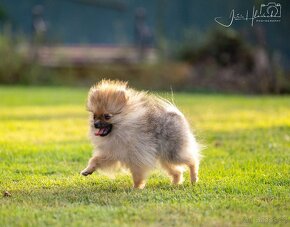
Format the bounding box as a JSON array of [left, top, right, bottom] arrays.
[[0, 86, 289, 226]]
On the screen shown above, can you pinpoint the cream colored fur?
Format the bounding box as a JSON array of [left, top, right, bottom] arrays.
[[81, 80, 201, 188]]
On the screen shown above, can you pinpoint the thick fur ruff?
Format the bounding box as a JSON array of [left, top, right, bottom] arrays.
[[82, 80, 201, 188]]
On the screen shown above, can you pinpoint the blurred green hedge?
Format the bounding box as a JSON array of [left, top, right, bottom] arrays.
[[0, 30, 289, 94]]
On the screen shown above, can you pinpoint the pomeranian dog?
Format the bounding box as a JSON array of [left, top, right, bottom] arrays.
[[81, 80, 201, 189]]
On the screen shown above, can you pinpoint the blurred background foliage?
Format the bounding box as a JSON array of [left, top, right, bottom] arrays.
[[0, 0, 289, 93]]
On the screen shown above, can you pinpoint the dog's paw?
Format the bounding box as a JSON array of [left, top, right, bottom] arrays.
[[191, 176, 199, 184], [133, 182, 146, 189], [80, 170, 92, 176]]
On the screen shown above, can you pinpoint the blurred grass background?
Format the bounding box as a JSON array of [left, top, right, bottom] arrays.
[[0, 87, 289, 226]]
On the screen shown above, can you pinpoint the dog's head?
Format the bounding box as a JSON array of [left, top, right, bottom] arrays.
[[87, 80, 128, 137]]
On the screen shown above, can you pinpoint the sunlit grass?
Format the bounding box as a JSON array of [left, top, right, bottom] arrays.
[[0, 86, 289, 226]]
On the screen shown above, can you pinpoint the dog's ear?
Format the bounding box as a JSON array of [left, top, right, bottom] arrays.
[[116, 89, 128, 104], [106, 89, 128, 113], [87, 87, 99, 111]]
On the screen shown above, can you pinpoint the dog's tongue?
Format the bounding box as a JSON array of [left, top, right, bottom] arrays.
[[95, 128, 105, 136]]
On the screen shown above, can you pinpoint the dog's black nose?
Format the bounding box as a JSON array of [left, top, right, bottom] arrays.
[[94, 121, 102, 128]]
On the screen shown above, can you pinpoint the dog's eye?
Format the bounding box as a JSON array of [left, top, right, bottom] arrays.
[[93, 114, 97, 120], [103, 114, 112, 120]]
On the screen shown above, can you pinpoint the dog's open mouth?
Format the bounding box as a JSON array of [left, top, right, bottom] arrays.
[[95, 124, 113, 137]]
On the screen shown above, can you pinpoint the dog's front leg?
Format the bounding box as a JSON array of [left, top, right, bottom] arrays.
[[81, 155, 110, 176], [129, 165, 149, 189]]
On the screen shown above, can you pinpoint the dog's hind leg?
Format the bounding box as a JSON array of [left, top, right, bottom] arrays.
[[160, 161, 184, 185], [186, 158, 199, 183]]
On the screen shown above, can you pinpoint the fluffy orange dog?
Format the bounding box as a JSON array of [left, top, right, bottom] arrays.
[[81, 80, 201, 189]]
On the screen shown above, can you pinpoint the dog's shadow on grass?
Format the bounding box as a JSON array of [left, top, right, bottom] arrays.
[[10, 174, 200, 206]]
